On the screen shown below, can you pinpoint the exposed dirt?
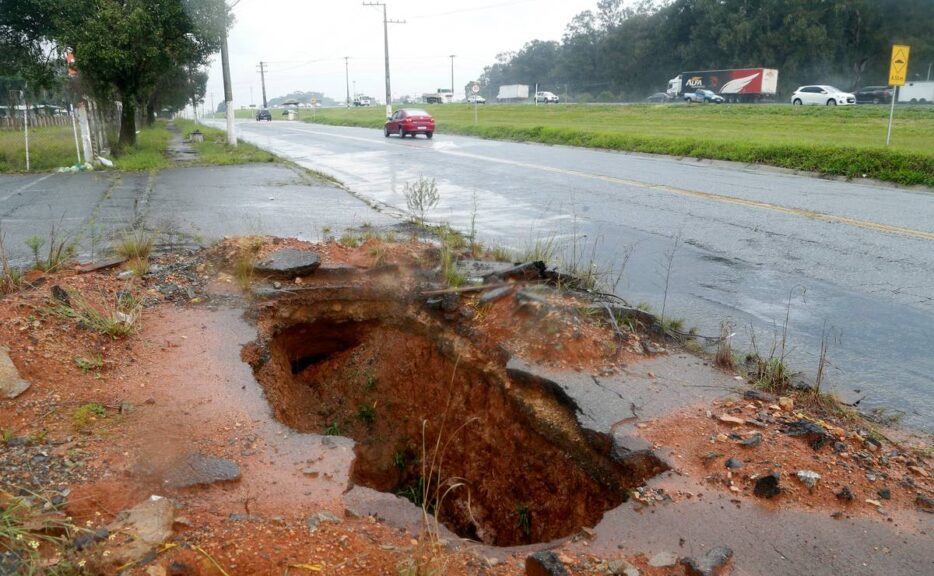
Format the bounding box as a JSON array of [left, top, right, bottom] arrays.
[[640, 397, 933, 520], [1, 236, 930, 575]]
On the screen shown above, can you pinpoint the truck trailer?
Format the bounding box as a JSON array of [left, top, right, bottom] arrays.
[[667, 68, 778, 102], [497, 84, 529, 102], [898, 81, 934, 104]]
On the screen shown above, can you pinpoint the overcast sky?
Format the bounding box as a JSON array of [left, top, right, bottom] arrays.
[[206, 0, 597, 108]]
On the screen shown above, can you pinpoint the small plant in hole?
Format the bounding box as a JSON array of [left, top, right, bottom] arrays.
[[324, 422, 341, 436], [403, 176, 440, 228], [127, 256, 150, 277], [113, 228, 155, 260], [338, 231, 360, 248], [364, 373, 378, 392], [516, 504, 531, 537], [48, 287, 142, 338], [72, 403, 106, 430], [357, 403, 377, 425], [0, 225, 24, 294], [25, 234, 46, 268]]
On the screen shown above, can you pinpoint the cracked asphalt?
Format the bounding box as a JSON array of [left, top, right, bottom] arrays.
[[2, 119, 932, 430]]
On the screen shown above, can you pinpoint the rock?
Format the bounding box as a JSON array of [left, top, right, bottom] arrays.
[[865, 499, 882, 507], [877, 488, 891, 500], [681, 546, 734, 576], [0, 346, 30, 399], [778, 396, 794, 411], [610, 434, 669, 479], [0, 552, 22, 576], [753, 473, 781, 498], [740, 433, 762, 447], [743, 390, 776, 403], [916, 494, 934, 513], [525, 550, 569, 576], [782, 420, 830, 450], [478, 285, 513, 304], [254, 248, 321, 278], [796, 470, 821, 488], [105, 497, 174, 567], [441, 292, 460, 312], [718, 415, 745, 426], [50, 284, 71, 305], [168, 562, 195, 576], [165, 454, 241, 488], [306, 511, 342, 533], [836, 486, 854, 502], [908, 465, 929, 478], [648, 551, 678, 568], [724, 458, 744, 469], [146, 566, 167, 576], [490, 261, 546, 282], [607, 558, 640, 576]]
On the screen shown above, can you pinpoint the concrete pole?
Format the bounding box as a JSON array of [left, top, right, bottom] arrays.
[[382, 5, 391, 116], [345, 57, 351, 108], [259, 61, 268, 108], [221, 29, 237, 147], [450, 55, 455, 99]]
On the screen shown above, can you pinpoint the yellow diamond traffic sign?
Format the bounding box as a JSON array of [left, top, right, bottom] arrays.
[[888, 44, 910, 86]]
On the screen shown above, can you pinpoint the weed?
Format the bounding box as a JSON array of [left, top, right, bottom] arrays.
[[369, 245, 388, 266], [25, 222, 76, 272], [393, 449, 410, 470], [715, 321, 736, 370], [0, 225, 23, 294], [521, 235, 557, 265], [357, 403, 377, 425], [72, 402, 106, 430], [403, 176, 440, 227], [659, 231, 681, 328], [74, 353, 104, 374], [364, 374, 378, 392], [25, 234, 45, 268], [234, 238, 263, 291], [113, 228, 155, 260], [516, 504, 531, 537], [324, 422, 341, 436], [395, 476, 425, 507], [490, 246, 512, 262], [127, 257, 150, 277], [0, 492, 81, 573], [338, 231, 360, 248], [48, 287, 142, 338]]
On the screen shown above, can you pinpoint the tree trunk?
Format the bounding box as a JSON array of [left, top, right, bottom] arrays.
[[119, 100, 137, 148], [146, 103, 156, 126]]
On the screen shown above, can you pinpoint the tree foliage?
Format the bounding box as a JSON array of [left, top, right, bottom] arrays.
[[477, 0, 934, 100]]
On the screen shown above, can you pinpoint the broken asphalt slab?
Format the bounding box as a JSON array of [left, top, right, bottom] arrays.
[[164, 453, 241, 488], [254, 248, 321, 278]]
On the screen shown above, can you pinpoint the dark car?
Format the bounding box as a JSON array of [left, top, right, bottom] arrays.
[[384, 108, 435, 139], [646, 92, 672, 103], [256, 108, 272, 121], [854, 86, 894, 104]]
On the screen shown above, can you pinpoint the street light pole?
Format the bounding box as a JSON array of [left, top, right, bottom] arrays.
[[220, 0, 240, 147], [449, 54, 455, 99], [344, 57, 351, 108], [362, 2, 405, 117]]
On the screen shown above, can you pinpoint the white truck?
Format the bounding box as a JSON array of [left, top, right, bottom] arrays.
[[898, 81, 934, 104], [422, 89, 454, 104], [497, 84, 529, 102]]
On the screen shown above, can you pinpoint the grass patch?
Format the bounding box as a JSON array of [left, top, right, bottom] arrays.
[[0, 125, 78, 173], [304, 104, 934, 187], [72, 402, 106, 430], [0, 491, 82, 574], [48, 289, 142, 338], [112, 228, 155, 260], [174, 119, 276, 165], [112, 121, 175, 171]]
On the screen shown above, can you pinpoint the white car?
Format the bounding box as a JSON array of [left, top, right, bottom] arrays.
[[534, 91, 559, 103], [791, 85, 856, 106], [467, 95, 486, 104]]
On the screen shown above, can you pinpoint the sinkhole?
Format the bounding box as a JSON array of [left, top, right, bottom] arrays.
[[246, 289, 666, 546]]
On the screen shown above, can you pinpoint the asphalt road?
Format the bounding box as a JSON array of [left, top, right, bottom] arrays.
[[212, 119, 934, 432]]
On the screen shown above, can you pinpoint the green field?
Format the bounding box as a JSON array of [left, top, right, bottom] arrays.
[[0, 125, 80, 172], [276, 103, 934, 187]]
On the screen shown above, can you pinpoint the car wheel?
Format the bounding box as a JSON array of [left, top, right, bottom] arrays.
[[426, 132, 433, 139], [872, 98, 880, 105], [792, 99, 802, 106], [384, 126, 390, 138], [827, 99, 837, 106]]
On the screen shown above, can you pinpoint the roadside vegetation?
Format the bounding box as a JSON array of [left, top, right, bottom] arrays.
[[0, 126, 78, 173], [173, 119, 276, 165], [302, 104, 934, 187]]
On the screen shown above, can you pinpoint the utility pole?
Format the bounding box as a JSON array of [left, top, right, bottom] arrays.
[[257, 61, 269, 109], [221, 1, 238, 147], [449, 55, 455, 99], [210, 93, 215, 117], [344, 57, 351, 108], [362, 2, 405, 117]]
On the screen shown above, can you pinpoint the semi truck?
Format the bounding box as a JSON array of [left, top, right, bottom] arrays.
[[898, 81, 934, 103], [497, 84, 529, 102], [422, 89, 454, 104], [666, 68, 779, 102]]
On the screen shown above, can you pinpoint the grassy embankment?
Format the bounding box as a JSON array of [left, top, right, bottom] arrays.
[[0, 119, 275, 173], [290, 104, 934, 187]]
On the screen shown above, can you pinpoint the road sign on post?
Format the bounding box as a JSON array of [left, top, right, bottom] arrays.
[[886, 44, 910, 146], [471, 83, 480, 124]]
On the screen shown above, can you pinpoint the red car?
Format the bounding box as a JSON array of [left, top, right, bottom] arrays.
[[384, 108, 435, 139]]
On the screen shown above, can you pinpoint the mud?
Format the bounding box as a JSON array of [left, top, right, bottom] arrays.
[[246, 285, 667, 546]]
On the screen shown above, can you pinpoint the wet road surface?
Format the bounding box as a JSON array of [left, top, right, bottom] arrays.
[[211, 119, 934, 431]]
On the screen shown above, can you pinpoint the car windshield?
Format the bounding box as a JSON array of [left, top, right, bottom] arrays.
[[405, 109, 429, 116]]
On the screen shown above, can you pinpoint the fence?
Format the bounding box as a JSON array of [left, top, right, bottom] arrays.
[[0, 90, 119, 172]]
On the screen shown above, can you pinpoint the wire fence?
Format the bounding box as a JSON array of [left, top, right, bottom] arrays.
[[0, 90, 119, 172]]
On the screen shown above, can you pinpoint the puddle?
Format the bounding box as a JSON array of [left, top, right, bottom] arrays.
[[245, 286, 667, 546]]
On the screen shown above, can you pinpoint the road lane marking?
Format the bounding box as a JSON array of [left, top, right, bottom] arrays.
[[263, 125, 934, 242], [0, 173, 56, 203]]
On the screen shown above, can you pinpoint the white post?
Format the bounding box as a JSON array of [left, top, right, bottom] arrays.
[[534, 83, 538, 106], [23, 97, 30, 172], [885, 86, 898, 146], [77, 100, 94, 162], [71, 105, 82, 164], [474, 99, 478, 124]]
